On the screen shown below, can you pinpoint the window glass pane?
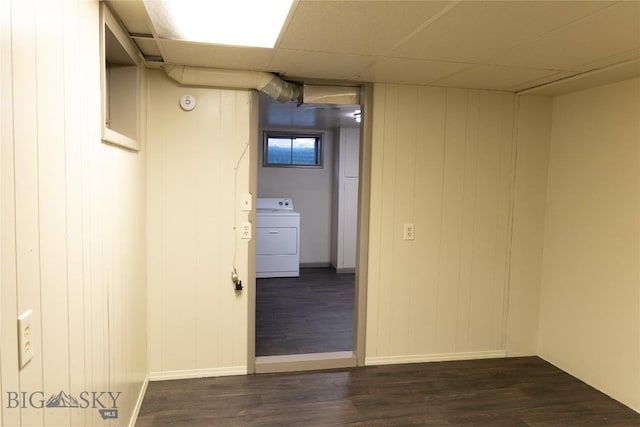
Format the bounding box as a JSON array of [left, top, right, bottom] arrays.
[[264, 133, 322, 167], [267, 138, 292, 164], [291, 138, 318, 165]]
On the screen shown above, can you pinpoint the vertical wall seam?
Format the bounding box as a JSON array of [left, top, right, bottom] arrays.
[[6, 1, 23, 424], [491, 92, 511, 349], [78, 0, 89, 411], [194, 88, 201, 368], [489, 94, 504, 349], [374, 85, 386, 357], [390, 86, 400, 353], [407, 87, 420, 349], [466, 91, 481, 349], [77, 0, 89, 404], [145, 67, 152, 376], [105, 147, 111, 394], [158, 78, 165, 371], [503, 94, 520, 352], [232, 91, 238, 365], [31, 0, 47, 419], [434, 89, 449, 350], [59, 0, 74, 403], [388, 86, 398, 352], [454, 90, 470, 352], [215, 90, 223, 366]]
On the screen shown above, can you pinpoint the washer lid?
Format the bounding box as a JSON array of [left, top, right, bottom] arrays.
[[256, 210, 300, 218]]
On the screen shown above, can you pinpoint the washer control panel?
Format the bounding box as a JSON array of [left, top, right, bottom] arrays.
[[257, 198, 294, 211]]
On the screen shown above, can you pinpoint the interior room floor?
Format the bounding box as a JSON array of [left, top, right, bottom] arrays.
[[135, 356, 640, 426], [256, 267, 355, 356]]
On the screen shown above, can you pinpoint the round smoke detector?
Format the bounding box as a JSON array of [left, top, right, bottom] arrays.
[[180, 94, 196, 111]]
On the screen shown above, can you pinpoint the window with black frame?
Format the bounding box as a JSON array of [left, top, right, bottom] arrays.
[[263, 132, 323, 168]]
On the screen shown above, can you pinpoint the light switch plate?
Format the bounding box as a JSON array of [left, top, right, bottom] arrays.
[[17, 309, 34, 369], [240, 193, 252, 212]]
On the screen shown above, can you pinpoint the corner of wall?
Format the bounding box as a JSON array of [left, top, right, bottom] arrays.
[[505, 95, 553, 357]]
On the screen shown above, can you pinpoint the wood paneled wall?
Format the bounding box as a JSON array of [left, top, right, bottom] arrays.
[[146, 71, 255, 379], [366, 84, 517, 364], [1, 0, 147, 426]]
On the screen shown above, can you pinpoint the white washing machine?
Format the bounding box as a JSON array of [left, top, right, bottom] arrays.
[[256, 198, 300, 278]]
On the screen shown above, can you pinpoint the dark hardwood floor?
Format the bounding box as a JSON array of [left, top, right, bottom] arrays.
[[256, 267, 355, 356], [136, 356, 640, 426]]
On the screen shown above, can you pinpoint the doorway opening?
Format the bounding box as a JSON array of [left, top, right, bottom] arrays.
[[253, 90, 363, 372]]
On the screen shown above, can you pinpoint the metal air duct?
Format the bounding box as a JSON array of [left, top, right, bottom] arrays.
[[163, 64, 302, 104]]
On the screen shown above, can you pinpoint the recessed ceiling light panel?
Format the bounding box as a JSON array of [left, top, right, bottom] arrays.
[[144, 0, 294, 48]]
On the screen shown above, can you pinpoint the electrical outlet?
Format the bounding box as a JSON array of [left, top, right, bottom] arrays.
[[240, 221, 252, 240], [17, 309, 34, 369], [403, 223, 415, 240]]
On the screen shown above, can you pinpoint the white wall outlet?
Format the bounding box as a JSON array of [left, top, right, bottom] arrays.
[[240, 193, 252, 212], [17, 309, 34, 369], [240, 221, 252, 240], [403, 223, 415, 240]]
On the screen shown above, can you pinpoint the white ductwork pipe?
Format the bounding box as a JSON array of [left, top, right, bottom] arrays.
[[163, 64, 302, 104]]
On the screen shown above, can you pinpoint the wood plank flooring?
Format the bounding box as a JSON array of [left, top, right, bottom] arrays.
[[135, 357, 640, 426], [256, 267, 355, 356]]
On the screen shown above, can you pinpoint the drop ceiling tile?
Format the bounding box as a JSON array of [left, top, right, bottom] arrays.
[[160, 41, 274, 70], [269, 49, 373, 81], [488, 1, 640, 71], [522, 60, 640, 96], [361, 58, 471, 85], [392, 0, 614, 63], [106, 0, 638, 93], [433, 65, 559, 91], [571, 47, 640, 73], [278, 0, 451, 55]]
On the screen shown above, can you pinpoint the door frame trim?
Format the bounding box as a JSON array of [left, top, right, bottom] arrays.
[[247, 84, 373, 373], [354, 84, 373, 367]]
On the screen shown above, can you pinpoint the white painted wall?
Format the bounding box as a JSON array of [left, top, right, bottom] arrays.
[[538, 78, 640, 412], [1, 1, 147, 426], [146, 71, 255, 379], [258, 128, 334, 265], [366, 84, 517, 364], [506, 96, 552, 356]]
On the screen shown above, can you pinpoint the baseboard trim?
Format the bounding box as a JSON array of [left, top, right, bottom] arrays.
[[149, 366, 247, 381], [128, 375, 149, 427], [335, 267, 355, 274], [365, 350, 507, 366], [300, 262, 332, 268]]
